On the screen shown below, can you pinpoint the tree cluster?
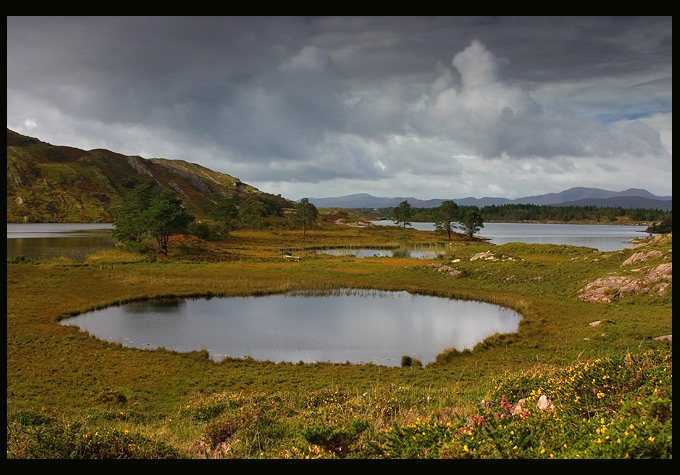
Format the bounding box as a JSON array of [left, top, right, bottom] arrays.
[[389, 203, 671, 224], [112, 184, 194, 255], [388, 199, 484, 239]]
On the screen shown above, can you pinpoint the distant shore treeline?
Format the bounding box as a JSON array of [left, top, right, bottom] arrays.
[[364, 203, 672, 226]]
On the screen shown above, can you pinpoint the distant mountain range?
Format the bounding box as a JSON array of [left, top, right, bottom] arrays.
[[308, 188, 672, 211]]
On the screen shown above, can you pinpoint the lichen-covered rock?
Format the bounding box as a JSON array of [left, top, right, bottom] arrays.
[[578, 262, 672, 302], [470, 251, 496, 261], [536, 395, 555, 412], [621, 250, 663, 266]]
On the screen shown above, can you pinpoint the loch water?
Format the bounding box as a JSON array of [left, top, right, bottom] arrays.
[[60, 290, 522, 366]]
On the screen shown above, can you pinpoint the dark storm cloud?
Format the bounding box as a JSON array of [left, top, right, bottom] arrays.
[[7, 16, 672, 199]]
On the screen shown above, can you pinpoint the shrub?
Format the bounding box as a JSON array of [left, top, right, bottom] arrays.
[[6, 418, 184, 459], [203, 417, 239, 448], [401, 355, 422, 367]]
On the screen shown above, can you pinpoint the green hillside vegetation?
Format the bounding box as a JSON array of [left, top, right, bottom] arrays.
[[6, 129, 291, 223]]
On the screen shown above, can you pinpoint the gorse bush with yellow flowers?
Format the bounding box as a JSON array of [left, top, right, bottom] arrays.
[[381, 349, 671, 459], [7, 414, 183, 459]]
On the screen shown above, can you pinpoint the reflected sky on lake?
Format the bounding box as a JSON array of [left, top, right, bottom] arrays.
[[7, 223, 115, 261], [61, 290, 522, 366], [371, 221, 649, 251]]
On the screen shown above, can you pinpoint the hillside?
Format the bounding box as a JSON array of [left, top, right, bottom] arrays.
[[6, 129, 293, 223]]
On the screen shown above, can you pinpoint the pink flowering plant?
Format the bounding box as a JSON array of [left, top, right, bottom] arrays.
[[381, 349, 671, 459]]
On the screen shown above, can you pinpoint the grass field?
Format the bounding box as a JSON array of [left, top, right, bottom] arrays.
[[6, 223, 672, 459]]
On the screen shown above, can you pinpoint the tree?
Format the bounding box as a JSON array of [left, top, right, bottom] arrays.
[[391, 200, 412, 228], [113, 185, 194, 255], [294, 198, 318, 235], [212, 196, 239, 231], [435, 200, 459, 239], [144, 189, 195, 254], [112, 184, 154, 251], [459, 209, 484, 240], [646, 214, 672, 234]]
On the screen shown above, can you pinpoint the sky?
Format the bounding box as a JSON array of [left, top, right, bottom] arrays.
[[7, 16, 673, 201]]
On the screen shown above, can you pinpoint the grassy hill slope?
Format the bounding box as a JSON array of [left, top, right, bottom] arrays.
[[6, 129, 292, 223]]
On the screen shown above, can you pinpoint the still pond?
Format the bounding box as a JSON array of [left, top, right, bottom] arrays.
[[60, 289, 522, 366]]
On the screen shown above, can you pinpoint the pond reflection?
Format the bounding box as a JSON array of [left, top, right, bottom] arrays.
[[61, 289, 522, 366], [316, 244, 448, 259]]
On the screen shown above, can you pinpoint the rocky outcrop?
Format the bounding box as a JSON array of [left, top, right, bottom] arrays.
[[470, 251, 497, 261], [578, 263, 671, 303], [578, 236, 672, 303], [436, 265, 464, 278], [469, 251, 520, 262], [622, 250, 663, 266]]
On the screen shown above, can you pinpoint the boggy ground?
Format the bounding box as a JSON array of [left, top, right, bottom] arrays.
[[6, 223, 672, 458]]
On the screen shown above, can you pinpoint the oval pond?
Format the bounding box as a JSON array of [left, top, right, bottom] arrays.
[[60, 289, 522, 366]]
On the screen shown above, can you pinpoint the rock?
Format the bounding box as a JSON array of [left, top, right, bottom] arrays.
[[578, 262, 672, 302], [578, 276, 643, 302], [622, 250, 663, 266], [470, 251, 496, 261], [654, 335, 672, 341], [437, 265, 463, 278], [536, 395, 555, 412], [645, 263, 672, 283], [633, 233, 672, 248], [511, 399, 526, 415]]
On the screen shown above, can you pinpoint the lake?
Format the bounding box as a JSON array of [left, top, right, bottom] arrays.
[[7, 223, 115, 261], [6, 221, 651, 261], [59, 289, 522, 366], [371, 220, 650, 252]]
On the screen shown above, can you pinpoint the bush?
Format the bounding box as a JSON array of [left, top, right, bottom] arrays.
[[6, 417, 184, 459], [203, 417, 239, 448], [7, 255, 33, 264], [401, 355, 422, 367]]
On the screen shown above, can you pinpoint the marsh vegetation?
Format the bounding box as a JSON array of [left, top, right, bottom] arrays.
[[6, 220, 672, 459]]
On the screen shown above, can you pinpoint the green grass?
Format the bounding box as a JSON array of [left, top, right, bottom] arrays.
[[6, 225, 672, 458]]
